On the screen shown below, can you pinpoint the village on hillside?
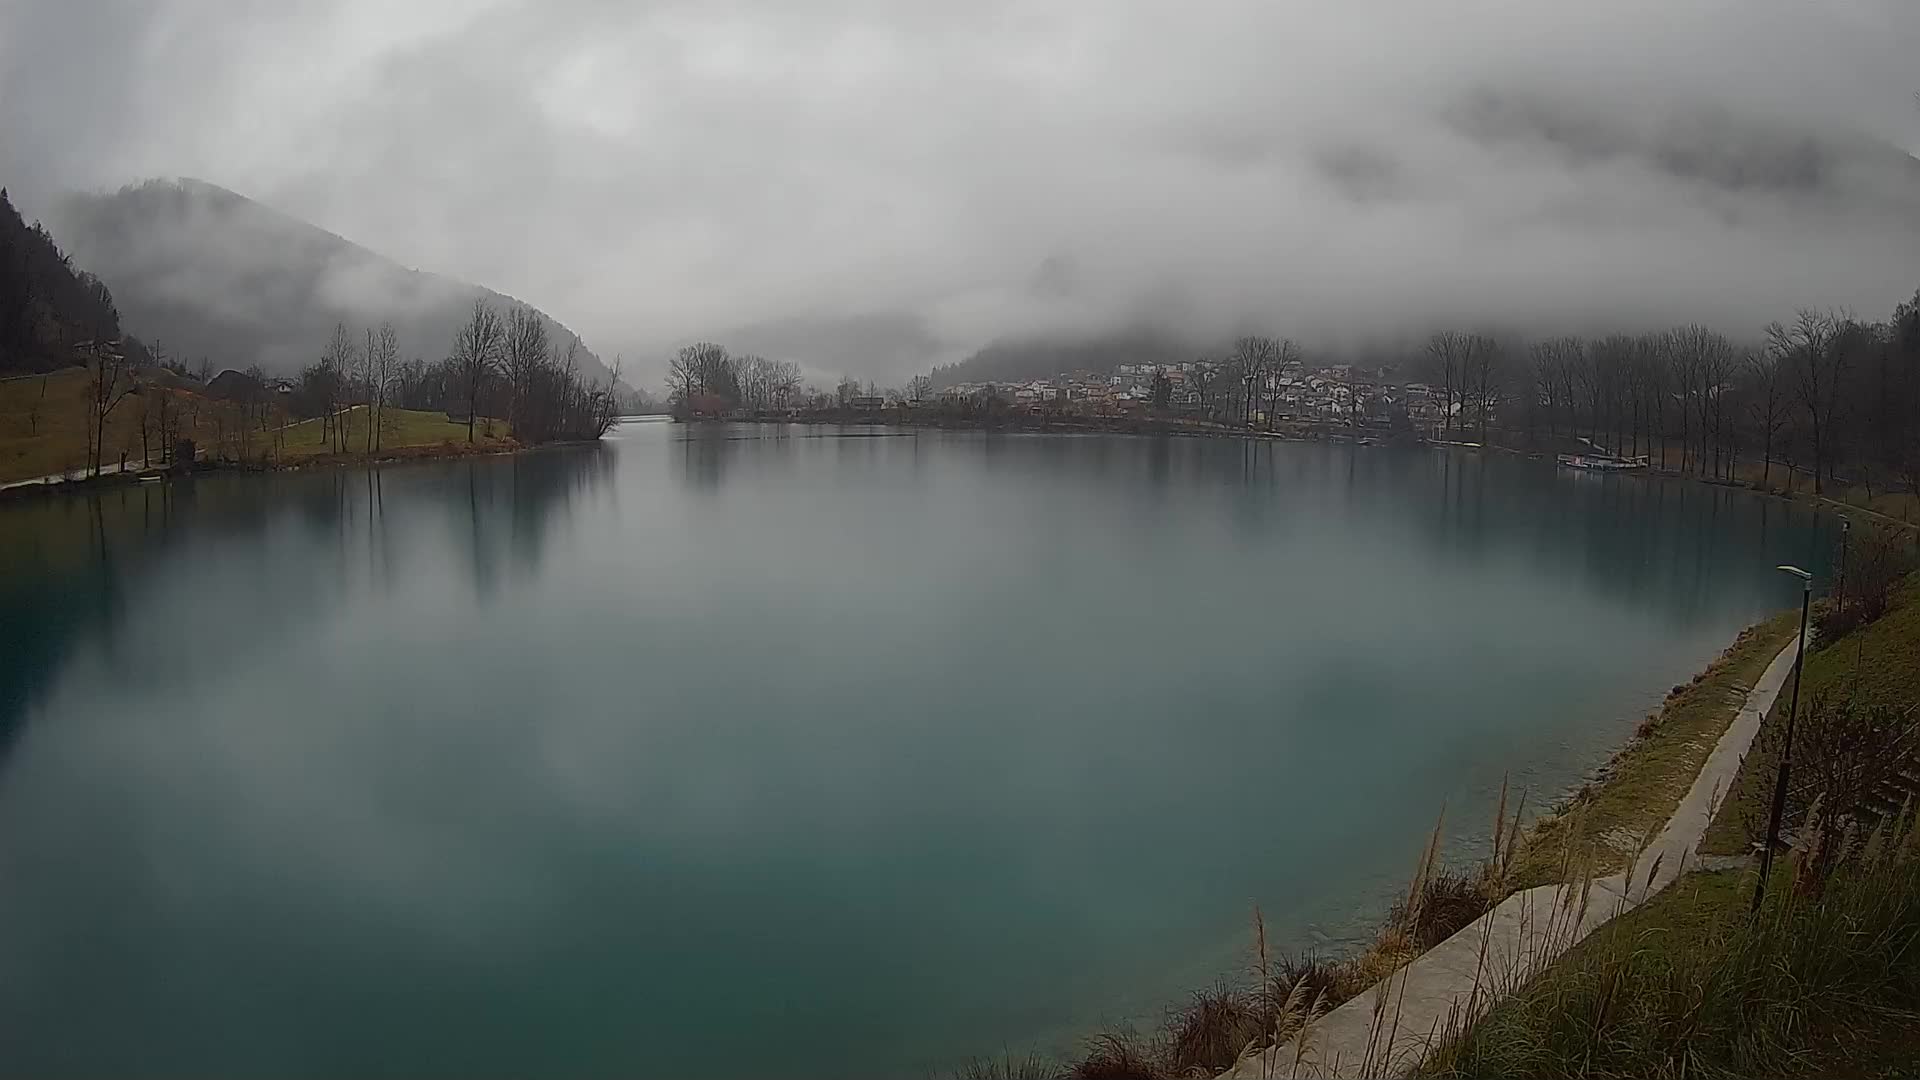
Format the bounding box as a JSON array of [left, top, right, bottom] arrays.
[[929, 359, 1448, 431]]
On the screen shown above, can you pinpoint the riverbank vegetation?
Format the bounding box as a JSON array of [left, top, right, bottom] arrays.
[[0, 364, 520, 486], [1, 189, 621, 487], [0, 308, 619, 487], [1505, 613, 1799, 889], [945, 794, 1528, 1079], [1704, 535, 1920, 858], [944, 544, 1909, 1080], [1421, 556, 1920, 1077], [1421, 850, 1920, 1079]]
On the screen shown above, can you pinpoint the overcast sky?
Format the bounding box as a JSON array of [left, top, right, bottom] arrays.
[[4, 0, 1918, 380]]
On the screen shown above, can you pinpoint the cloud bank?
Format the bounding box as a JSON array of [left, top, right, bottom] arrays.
[[3, 0, 1918, 382]]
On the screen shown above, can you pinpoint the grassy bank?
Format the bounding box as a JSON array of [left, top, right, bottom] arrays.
[[264, 406, 516, 467], [1424, 570, 1920, 1077], [940, 610, 1802, 1080], [1703, 574, 1920, 857], [1506, 613, 1799, 888], [0, 368, 514, 486], [1421, 855, 1920, 1079]]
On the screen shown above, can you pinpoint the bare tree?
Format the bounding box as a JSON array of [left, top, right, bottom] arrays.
[[667, 347, 699, 414], [365, 323, 398, 454], [502, 307, 548, 437], [668, 342, 731, 418], [1463, 335, 1502, 440], [1426, 332, 1498, 438], [1769, 309, 1848, 494], [1672, 326, 1735, 479], [316, 322, 357, 454], [1745, 350, 1789, 490], [731, 354, 776, 411], [450, 301, 504, 443], [1893, 292, 1920, 496], [1231, 336, 1283, 426], [1425, 333, 1471, 434], [770, 360, 803, 409], [81, 338, 137, 476]]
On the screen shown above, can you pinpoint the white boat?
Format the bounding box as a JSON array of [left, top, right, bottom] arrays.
[[1558, 452, 1647, 471]]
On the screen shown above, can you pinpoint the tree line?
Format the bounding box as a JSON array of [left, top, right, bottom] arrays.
[[1415, 291, 1920, 496], [291, 300, 622, 452], [667, 342, 808, 416]]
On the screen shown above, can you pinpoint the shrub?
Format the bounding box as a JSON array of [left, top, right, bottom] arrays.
[[1164, 983, 1261, 1075], [1817, 524, 1918, 645], [1388, 867, 1496, 951], [1066, 1031, 1165, 1080], [953, 1053, 1063, 1080]]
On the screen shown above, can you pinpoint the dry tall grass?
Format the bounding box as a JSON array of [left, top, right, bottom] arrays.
[[1012, 786, 1533, 1080], [1420, 804, 1920, 1079]]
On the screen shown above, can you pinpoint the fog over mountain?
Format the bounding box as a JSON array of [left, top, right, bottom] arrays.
[[3, 0, 1916, 387], [50, 179, 620, 386]]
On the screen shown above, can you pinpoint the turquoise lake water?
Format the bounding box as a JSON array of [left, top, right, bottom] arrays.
[[0, 420, 1831, 1077]]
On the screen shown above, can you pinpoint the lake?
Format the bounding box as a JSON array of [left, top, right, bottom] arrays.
[[0, 421, 1831, 1078]]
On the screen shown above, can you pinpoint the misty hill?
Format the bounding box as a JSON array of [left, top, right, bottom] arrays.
[[1443, 92, 1920, 210], [931, 329, 1202, 387], [49, 179, 620, 386], [0, 188, 130, 373]]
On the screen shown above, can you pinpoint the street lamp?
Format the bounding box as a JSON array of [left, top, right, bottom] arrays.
[[1837, 518, 1851, 602], [1753, 563, 1814, 913]]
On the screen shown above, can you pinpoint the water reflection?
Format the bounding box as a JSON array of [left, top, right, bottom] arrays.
[[675, 423, 740, 492], [662, 427, 1833, 637], [0, 447, 611, 754], [0, 426, 1844, 1080]]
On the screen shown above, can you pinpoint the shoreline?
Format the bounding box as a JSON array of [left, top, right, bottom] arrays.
[[0, 437, 546, 505], [706, 413, 1898, 535], [947, 609, 1800, 1079], [687, 410, 1406, 444]]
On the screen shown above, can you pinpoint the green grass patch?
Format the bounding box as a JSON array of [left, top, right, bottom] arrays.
[[0, 367, 144, 482], [1703, 574, 1920, 857], [269, 406, 513, 463], [0, 369, 514, 484], [1508, 612, 1798, 887], [1422, 848, 1920, 1079]]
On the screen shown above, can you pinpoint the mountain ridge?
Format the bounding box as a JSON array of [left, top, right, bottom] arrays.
[[48, 178, 622, 387]]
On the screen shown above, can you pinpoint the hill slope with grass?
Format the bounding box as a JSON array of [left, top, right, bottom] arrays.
[[0, 367, 513, 484]]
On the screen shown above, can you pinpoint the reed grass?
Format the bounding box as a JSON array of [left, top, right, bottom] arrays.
[[1024, 796, 1522, 1080], [940, 603, 1812, 1080], [951, 1052, 1066, 1080], [1421, 805, 1920, 1079]]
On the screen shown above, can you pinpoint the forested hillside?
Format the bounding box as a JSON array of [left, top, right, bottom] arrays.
[[0, 188, 135, 373]]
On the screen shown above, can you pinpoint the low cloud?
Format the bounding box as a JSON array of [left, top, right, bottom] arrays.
[[3, 0, 1917, 384]]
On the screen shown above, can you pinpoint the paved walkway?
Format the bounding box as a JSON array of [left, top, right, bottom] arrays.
[[1223, 635, 1802, 1078], [0, 457, 155, 492]]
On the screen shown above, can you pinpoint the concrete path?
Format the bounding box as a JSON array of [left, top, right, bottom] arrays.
[[1223, 635, 1802, 1079], [0, 457, 155, 491]]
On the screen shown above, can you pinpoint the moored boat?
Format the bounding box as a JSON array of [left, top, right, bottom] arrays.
[[1557, 452, 1647, 471]]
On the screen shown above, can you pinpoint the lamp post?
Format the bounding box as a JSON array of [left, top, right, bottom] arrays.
[[1836, 518, 1851, 603], [1753, 563, 1814, 913]]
